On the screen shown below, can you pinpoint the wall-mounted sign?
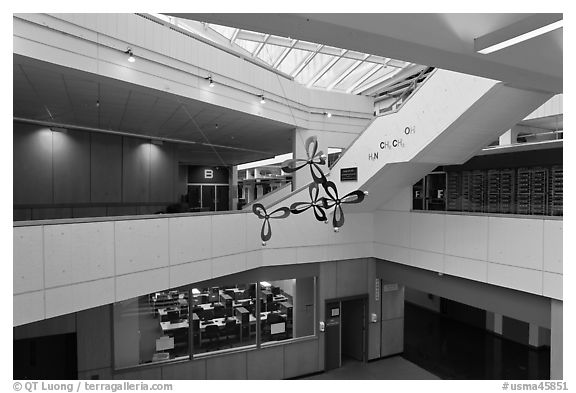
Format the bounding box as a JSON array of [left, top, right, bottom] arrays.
[[340, 167, 358, 181], [375, 279, 380, 301], [188, 166, 229, 184], [383, 283, 399, 292]]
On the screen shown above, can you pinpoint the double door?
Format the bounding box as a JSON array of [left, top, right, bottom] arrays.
[[187, 184, 229, 212]]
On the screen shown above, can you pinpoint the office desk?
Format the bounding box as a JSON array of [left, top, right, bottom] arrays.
[[273, 295, 288, 302], [233, 299, 253, 307], [160, 320, 189, 332], [196, 302, 223, 311], [260, 311, 287, 320]]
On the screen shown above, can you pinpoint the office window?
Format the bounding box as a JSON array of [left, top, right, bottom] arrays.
[[113, 289, 190, 369], [260, 277, 315, 344], [191, 284, 257, 354]]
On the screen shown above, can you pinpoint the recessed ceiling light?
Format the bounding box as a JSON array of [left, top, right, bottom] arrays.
[[476, 19, 563, 55], [125, 48, 135, 63]]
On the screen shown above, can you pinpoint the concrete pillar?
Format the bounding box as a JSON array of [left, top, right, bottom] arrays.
[[550, 300, 563, 379], [528, 323, 551, 347], [229, 165, 238, 210], [499, 126, 519, 146]]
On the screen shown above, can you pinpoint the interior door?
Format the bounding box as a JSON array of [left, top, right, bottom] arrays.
[[341, 298, 366, 362], [325, 301, 341, 371], [216, 185, 229, 211], [201, 185, 216, 211]]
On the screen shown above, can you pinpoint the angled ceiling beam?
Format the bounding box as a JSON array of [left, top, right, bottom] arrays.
[[252, 34, 271, 58], [230, 28, 240, 43], [273, 39, 298, 68], [346, 63, 383, 94], [353, 67, 405, 95], [306, 49, 348, 88], [292, 44, 324, 78], [327, 54, 371, 90]]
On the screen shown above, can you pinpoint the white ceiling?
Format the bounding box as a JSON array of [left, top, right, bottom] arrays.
[[170, 13, 562, 93], [13, 54, 295, 165]]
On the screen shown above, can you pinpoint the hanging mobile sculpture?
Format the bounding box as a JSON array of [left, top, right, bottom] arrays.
[[253, 136, 366, 244]]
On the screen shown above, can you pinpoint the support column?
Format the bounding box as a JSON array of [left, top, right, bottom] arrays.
[[499, 126, 520, 146], [229, 165, 238, 210], [550, 300, 563, 380]]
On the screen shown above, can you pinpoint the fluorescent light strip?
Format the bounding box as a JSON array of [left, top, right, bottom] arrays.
[[478, 20, 563, 54]]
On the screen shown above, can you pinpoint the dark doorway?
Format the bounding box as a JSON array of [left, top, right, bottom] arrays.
[[341, 298, 367, 362], [324, 296, 367, 372], [14, 333, 78, 379]]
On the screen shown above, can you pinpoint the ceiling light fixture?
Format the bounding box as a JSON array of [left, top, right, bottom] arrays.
[[96, 100, 100, 108], [324, 111, 332, 118], [125, 48, 135, 63], [475, 18, 563, 55], [258, 94, 266, 104], [205, 75, 215, 87]]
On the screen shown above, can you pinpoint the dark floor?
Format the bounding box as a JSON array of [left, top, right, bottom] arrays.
[[302, 355, 439, 380], [403, 302, 550, 379]]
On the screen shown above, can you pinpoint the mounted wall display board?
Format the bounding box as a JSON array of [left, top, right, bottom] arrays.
[[340, 167, 358, 181]]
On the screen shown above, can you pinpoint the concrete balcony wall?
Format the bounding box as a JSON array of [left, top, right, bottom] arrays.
[[13, 209, 375, 326], [373, 209, 562, 301]]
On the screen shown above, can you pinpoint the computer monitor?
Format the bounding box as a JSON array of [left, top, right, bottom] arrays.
[[167, 310, 180, 322]]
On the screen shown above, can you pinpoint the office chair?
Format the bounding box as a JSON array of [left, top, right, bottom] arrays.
[[271, 286, 281, 296], [213, 305, 226, 319], [204, 324, 220, 349], [224, 320, 238, 345]]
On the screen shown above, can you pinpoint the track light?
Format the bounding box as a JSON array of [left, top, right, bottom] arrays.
[[324, 111, 332, 118], [205, 75, 215, 87], [258, 94, 266, 104], [125, 48, 135, 63], [96, 100, 100, 108]]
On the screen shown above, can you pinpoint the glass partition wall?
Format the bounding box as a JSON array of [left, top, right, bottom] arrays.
[[113, 277, 316, 369]]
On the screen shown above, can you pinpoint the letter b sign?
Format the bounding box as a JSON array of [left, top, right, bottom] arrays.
[[204, 169, 214, 179]]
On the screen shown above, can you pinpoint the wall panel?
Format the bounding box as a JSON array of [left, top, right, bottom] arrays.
[[13, 124, 53, 204], [169, 215, 212, 265], [284, 339, 319, 378], [13, 226, 44, 294], [45, 278, 115, 319], [488, 217, 544, 270], [543, 220, 562, 274], [52, 129, 91, 203], [206, 352, 247, 379], [122, 137, 151, 203], [150, 142, 175, 202], [445, 215, 488, 260], [410, 213, 445, 253], [90, 133, 122, 203], [115, 218, 170, 275], [13, 291, 45, 326], [44, 222, 115, 287], [161, 360, 206, 379], [77, 305, 112, 372], [247, 346, 284, 379]]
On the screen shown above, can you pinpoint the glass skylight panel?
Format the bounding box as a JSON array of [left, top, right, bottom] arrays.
[[314, 58, 356, 89], [257, 44, 286, 66], [334, 62, 375, 92], [354, 66, 395, 92], [208, 24, 236, 40], [235, 39, 260, 54], [296, 53, 333, 84], [277, 48, 309, 75], [155, 17, 419, 97]]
